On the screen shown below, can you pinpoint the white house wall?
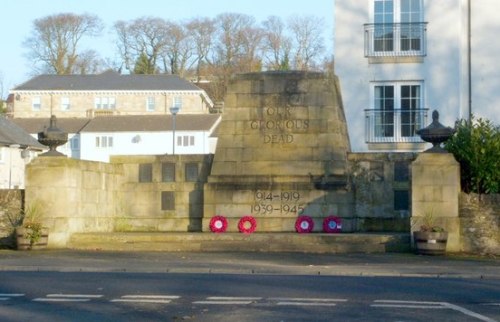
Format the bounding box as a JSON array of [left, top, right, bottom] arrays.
[[79, 131, 212, 163], [335, 0, 500, 152]]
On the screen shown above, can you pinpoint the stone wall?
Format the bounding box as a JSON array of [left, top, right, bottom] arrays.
[[347, 152, 417, 232], [0, 190, 23, 248], [24, 154, 212, 247], [25, 157, 125, 247], [460, 193, 500, 255]]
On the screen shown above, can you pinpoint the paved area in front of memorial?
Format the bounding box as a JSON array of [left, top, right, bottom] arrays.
[[0, 250, 498, 279]]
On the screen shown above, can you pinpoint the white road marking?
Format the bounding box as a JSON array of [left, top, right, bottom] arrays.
[[276, 301, 338, 306], [372, 300, 498, 322], [33, 294, 103, 302], [0, 294, 25, 301], [193, 296, 262, 305], [33, 298, 91, 302], [46, 294, 103, 298], [193, 300, 254, 305], [111, 295, 180, 304], [270, 297, 347, 306]]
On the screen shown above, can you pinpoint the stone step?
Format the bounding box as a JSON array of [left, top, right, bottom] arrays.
[[67, 232, 411, 253]]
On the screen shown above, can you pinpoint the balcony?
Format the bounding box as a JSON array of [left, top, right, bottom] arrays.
[[365, 108, 428, 144], [364, 23, 427, 62]]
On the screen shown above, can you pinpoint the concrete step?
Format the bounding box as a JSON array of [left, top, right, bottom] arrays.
[[67, 232, 411, 253]]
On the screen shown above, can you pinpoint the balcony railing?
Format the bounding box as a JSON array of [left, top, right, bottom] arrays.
[[364, 22, 428, 58], [365, 108, 428, 143]]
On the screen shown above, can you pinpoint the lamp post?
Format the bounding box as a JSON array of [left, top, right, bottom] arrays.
[[169, 106, 180, 155]]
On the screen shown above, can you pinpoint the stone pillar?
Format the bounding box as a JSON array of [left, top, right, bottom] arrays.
[[411, 153, 461, 251]]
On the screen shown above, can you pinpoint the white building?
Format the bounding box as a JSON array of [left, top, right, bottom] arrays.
[[335, 0, 500, 151], [0, 117, 45, 189], [13, 114, 221, 163]]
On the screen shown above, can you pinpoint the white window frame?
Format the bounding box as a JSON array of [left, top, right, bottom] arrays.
[[368, 81, 425, 141], [95, 135, 114, 148], [94, 97, 116, 110], [371, 0, 424, 54], [146, 96, 155, 112], [32, 97, 41, 111], [173, 96, 182, 109], [61, 97, 70, 111]]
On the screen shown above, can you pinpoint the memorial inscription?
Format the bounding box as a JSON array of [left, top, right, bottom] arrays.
[[251, 190, 305, 215], [249, 106, 309, 144]]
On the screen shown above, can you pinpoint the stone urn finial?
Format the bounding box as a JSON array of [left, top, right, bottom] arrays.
[[416, 110, 455, 153], [38, 115, 68, 156]]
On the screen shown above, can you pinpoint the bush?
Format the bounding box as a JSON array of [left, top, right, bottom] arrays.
[[445, 116, 500, 194]]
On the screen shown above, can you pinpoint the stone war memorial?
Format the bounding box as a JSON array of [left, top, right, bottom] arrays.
[[203, 71, 353, 232], [21, 70, 494, 254]]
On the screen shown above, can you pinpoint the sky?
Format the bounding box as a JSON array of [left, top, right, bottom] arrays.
[[0, 0, 334, 97]]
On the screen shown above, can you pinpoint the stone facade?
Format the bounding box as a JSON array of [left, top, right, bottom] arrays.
[[12, 91, 208, 118], [348, 152, 417, 232], [411, 153, 461, 252], [460, 193, 500, 255], [24, 155, 212, 247], [204, 71, 352, 232]]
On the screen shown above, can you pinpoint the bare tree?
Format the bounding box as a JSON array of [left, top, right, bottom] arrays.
[[114, 17, 169, 74], [261, 16, 292, 71], [288, 15, 325, 70], [24, 13, 103, 75], [159, 21, 194, 76], [186, 17, 216, 81]]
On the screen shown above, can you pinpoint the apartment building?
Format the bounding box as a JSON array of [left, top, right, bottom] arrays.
[[335, 0, 500, 151]]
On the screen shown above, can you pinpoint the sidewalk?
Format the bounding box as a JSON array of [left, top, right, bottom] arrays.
[[1, 250, 498, 279]]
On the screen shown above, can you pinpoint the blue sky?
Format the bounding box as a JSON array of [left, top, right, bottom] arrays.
[[0, 0, 334, 96]]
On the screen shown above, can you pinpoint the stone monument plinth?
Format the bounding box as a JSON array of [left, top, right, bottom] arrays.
[[203, 71, 353, 232]]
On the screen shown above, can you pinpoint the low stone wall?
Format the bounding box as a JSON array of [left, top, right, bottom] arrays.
[[25, 155, 213, 247], [460, 193, 500, 255], [347, 152, 417, 232], [0, 190, 23, 248]]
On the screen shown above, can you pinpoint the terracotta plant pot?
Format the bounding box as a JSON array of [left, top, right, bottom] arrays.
[[414, 231, 448, 255]]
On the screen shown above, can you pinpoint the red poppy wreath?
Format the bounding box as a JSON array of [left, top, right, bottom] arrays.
[[295, 216, 314, 233], [238, 216, 257, 234], [209, 215, 228, 233], [323, 216, 342, 233]]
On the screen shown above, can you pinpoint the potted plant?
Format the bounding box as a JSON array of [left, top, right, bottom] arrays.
[[413, 210, 448, 255], [15, 200, 49, 250]]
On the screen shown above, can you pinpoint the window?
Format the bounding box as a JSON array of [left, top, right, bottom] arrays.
[[32, 97, 41, 111], [161, 191, 175, 210], [366, 82, 426, 142], [177, 135, 195, 147], [146, 96, 155, 112], [173, 96, 182, 109], [139, 163, 153, 183], [61, 97, 70, 111], [95, 136, 114, 148], [185, 163, 199, 182], [366, 0, 425, 58], [94, 97, 116, 109], [162, 163, 175, 182]]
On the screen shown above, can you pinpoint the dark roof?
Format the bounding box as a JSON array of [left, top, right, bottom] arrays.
[[12, 71, 202, 92], [0, 117, 45, 149], [11, 117, 91, 134], [12, 114, 221, 133], [82, 114, 221, 132]]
